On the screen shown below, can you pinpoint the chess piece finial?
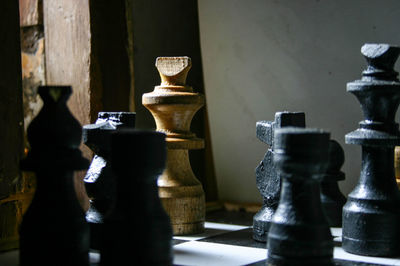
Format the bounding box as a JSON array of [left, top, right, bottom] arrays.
[[156, 56, 192, 86], [83, 112, 136, 249], [100, 130, 172, 265], [361, 43, 400, 81], [253, 111, 305, 242], [343, 43, 400, 257], [142, 56, 205, 235], [320, 139, 346, 227], [20, 86, 90, 266], [267, 127, 333, 265]]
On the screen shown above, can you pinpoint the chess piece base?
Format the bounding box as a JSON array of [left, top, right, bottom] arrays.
[[160, 190, 205, 235], [267, 254, 334, 266], [252, 205, 275, 242], [342, 146, 400, 257], [342, 200, 400, 257]]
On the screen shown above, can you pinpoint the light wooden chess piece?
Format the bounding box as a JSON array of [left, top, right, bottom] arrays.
[[142, 56, 205, 235]]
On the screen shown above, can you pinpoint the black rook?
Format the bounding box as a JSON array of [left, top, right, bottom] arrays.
[[100, 130, 173, 265], [267, 127, 333, 266]]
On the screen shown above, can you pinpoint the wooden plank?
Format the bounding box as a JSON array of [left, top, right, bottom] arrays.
[[43, 0, 134, 210], [19, 0, 42, 27], [43, 0, 92, 211]]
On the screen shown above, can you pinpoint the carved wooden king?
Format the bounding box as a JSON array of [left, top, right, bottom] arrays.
[[142, 56, 205, 235]]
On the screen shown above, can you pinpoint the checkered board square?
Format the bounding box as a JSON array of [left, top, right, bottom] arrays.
[[172, 221, 400, 266]]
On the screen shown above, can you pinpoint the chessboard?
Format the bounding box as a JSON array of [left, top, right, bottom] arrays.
[[170, 210, 400, 266], [1, 209, 400, 266]]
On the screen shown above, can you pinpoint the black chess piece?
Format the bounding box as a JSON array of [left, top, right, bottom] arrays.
[[320, 139, 346, 227], [267, 127, 333, 266], [82, 112, 135, 249], [343, 43, 400, 257], [100, 130, 173, 265], [253, 111, 305, 242], [20, 86, 90, 266]]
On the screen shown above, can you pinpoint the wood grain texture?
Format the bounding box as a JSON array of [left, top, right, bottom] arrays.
[[43, 0, 134, 211], [43, 0, 92, 211], [143, 57, 205, 235], [19, 0, 42, 27]]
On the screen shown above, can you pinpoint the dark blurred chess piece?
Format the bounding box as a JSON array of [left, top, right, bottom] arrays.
[[100, 130, 172, 265], [142, 56, 205, 235], [82, 112, 135, 249], [253, 112, 305, 242], [320, 139, 346, 227], [343, 43, 400, 257], [20, 86, 90, 266], [267, 127, 333, 266]]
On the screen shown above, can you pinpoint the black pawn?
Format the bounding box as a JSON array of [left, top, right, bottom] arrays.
[[343, 43, 400, 257], [100, 130, 173, 265], [20, 86, 90, 266], [83, 112, 135, 249], [267, 127, 333, 266], [320, 140, 346, 227], [253, 111, 305, 242]]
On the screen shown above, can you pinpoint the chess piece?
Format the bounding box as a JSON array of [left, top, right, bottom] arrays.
[[343, 43, 400, 257], [267, 127, 333, 266], [82, 112, 135, 249], [100, 130, 173, 265], [142, 56, 205, 235], [20, 86, 90, 266], [253, 111, 305, 242], [319, 140, 346, 227], [395, 146, 400, 188]]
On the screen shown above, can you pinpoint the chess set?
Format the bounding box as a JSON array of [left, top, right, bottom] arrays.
[[1, 43, 400, 266]]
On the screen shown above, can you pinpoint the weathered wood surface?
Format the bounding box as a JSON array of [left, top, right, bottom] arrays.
[[20, 0, 45, 138], [43, 0, 92, 211], [43, 0, 134, 211], [19, 0, 42, 27]]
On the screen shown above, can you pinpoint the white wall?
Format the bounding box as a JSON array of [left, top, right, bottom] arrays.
[[198, 0, 400, 203]]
